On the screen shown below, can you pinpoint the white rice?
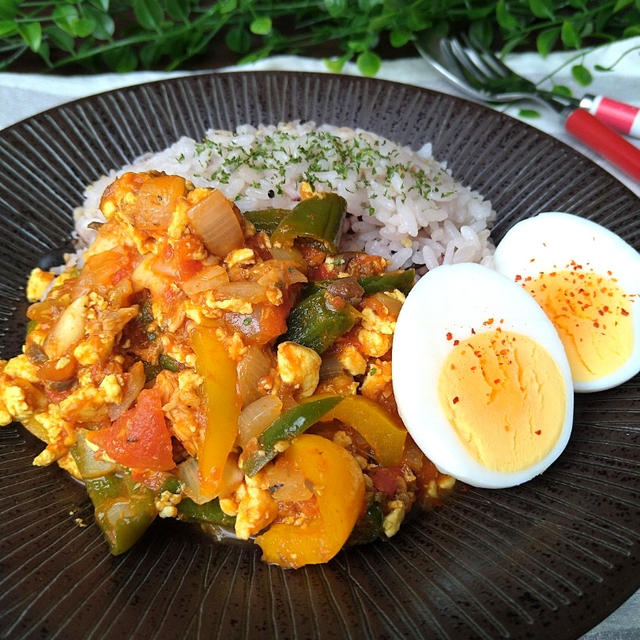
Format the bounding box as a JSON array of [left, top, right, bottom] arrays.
[[74, 121, 495, 271]]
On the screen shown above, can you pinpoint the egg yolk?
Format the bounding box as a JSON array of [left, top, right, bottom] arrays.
[[438, 330, 566, 472], [522, 270, 632, 382]]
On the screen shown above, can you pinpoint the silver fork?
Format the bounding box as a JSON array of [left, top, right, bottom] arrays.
[[415, 33, 577, 113], [415, 34, 640, 182]]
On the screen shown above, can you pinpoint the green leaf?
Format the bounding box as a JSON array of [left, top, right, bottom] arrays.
[[225, 25, 250, 53], [218, 0, 237, 12], [561, 19, 581, 48], [250, 17, 272, 35], [467, 5, 494, 19], [133, 0, 164, 32], [623, 25, 640, 37], [166, 0, 189, 21], [406, 7, 430, 31], [389, 28, 412, 48], [140, 41, 160, 68], [496, 0, 518, 30], [18, 22, 42, 52], [469, 20, 494, 49], [356, 50, 381, 76], [324, 0, 347, 18], [90, 0, 110, 10], [571, 63, 593, 86], [518, 109, 540, 118], [536, 27, 559, 57], [613, 0, 633, 10], [324, 57, 346, 73], [0, 19, 17, 36], [83, 5, 115, 40], [53, 4, 79, 34], [103, 46, 138, 73], [552, 84, 573, 97], [0, 0, 19, 20], [71, 17, 96, 38], [45, 25, 75, 53], [358, 0, 383, 9], [528, 0, 554, 19]]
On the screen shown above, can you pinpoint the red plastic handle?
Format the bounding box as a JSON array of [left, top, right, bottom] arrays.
[[565, 108, 640, 183], [583, 95, 640, 138]]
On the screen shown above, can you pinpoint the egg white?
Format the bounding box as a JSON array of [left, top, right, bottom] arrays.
[[493, 211, 640, 392], [392, 262, 574, 489]]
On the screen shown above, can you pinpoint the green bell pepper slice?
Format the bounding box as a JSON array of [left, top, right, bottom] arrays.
[[283, 289, 360, 354], [177, 497, 236, 527], [243, 208, 289, 234], [243, 395, 343, 477], [358, 269, 416, 295], [271, 192, 346, 253]]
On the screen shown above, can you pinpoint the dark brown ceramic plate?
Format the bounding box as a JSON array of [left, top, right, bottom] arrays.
[[0, 72, 638, 640]]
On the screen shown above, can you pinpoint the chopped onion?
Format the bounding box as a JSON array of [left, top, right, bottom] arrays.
[[237, 347, 272, 406], [188, 190, 244, 257], [108, 361, 145, 421], [177, 457, 216, 505], [181, 264, 229, 297], [319, 354, 345, 381], [215, 281, 267, 303], [237, 395, 282, 448], [43, 294, 88, 359], [372, 292, 403, 317]]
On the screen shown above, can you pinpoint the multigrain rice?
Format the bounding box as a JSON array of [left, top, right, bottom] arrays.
[[74, 121, 495, 270]]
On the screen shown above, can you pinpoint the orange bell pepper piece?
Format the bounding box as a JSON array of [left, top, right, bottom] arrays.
[[310, 394, 407, 467], [255, 434, 365, 568], [192, 327, 241, 496]]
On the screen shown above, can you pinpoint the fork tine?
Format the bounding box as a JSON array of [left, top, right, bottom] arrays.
[[443, 38, 490, 89], [461, 33, 512, 79]]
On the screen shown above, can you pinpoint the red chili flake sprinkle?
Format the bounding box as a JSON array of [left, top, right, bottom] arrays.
[[530, 258, 536, 262], [450, 364, 456, 370], [494, 379, 501, 384], [525, 276, 532, 282], [593, 321, 600, 328], [471, 328, 476, 334], [446, 332, 453, 341], [549, 271, 557, 277], [453, 339, 459, 346], [515, 275, 522, 282], [452, 396, 459, 404], [535, 430, 542, 435], [621, 309, 629, 316], [607, 270, 613, 276], [483, 318, 494, 326]]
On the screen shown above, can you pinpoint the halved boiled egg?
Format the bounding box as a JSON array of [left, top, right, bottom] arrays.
[[392, 263, 574, 488], [493, 212, 640, 392]]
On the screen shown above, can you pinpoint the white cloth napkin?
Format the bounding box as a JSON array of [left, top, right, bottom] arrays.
[[0, 38, 639, 638]]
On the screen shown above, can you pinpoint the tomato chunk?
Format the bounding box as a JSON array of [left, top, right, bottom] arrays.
[[88, 388, 174, 471]]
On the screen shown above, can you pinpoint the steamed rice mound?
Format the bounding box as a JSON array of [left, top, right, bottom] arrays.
[[75, 121, 495, 269]]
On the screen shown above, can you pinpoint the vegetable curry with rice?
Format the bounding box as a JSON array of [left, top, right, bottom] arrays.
[[0, 171, 454, 568]]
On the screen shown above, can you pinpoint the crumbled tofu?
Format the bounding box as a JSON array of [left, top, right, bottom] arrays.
[[277, 341, 322, 398], [361, 307, 396, 335], [88, 291, 108, 311], [205, 293, 253, 315], [357, 328, 392, 357], [225, 248, 255, 268], [1, 384, 31, 421], [360, 360, 392, 399], [99, 374, 123, 404], [337, 344, 367, 376], [4, 354, 40, 384], [167, 200, 191, 240], [155, 489, 182, 518], [382, 500, 406, 537], [26, 268, 55, 302], [234, 479, 278, 540]]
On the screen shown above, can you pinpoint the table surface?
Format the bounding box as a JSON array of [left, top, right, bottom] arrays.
[[1, 43, 639, 639]]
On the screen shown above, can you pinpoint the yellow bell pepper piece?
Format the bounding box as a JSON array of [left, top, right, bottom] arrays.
[[311, 393, 406, 467], [255, 434, 365, 568], [192, 327, 241, 496]]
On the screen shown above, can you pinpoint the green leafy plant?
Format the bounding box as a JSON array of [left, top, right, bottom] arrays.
[[0, 0, 638, 75]]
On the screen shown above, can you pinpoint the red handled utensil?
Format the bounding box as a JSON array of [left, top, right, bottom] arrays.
[[416, 35, 640, 182]]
